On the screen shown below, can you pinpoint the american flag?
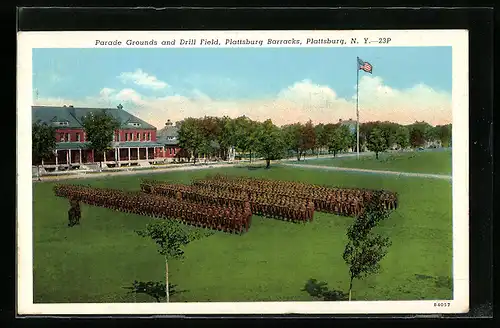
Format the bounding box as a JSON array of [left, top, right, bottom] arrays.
[[358, 58, 373, 74]]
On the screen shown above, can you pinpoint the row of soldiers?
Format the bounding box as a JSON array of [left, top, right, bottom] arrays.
[[53, 184, 252, 235], [197, 175, 398, 217], [205, 174, 398, 209], [247, 193, 314, 223], [192, 177, 365, 217], [141, 180, 316, 223]]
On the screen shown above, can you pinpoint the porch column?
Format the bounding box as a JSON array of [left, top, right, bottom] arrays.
[[55, 150, 58, 166], [137, 147, 139, 160], [92, 150, 95, 163], [128, 148, 131, 161], [79, 149, 82, 164], [103, 151, 106, 162], [146, 147, 149, 160], [68, 149, 71, 165], [41, 159, 44, 166]]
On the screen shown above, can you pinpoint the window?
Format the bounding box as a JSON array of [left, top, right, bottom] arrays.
[[66, 133, 71, 142], [137, 133, 140, 141], [148, 132, 151, 141], [60, 133, 65, 142], [143, 133, 146, 140], [169, 148, 172, 155], [173, 148, 176, 155], [118, 133, 121, 142], [76, 133, 81, 142], [130, 133, 133, 141], [125, 133, 129, 141]]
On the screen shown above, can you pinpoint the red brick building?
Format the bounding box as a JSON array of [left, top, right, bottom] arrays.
[[32, 104, 166, 169], [155, 119, 182, 161]]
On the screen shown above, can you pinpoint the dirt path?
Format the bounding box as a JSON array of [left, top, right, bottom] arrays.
[[282, 163, 452, 180]]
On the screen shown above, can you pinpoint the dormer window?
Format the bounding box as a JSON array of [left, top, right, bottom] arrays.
[[54, 121, 69, 126], [128, 122, 141, 127]]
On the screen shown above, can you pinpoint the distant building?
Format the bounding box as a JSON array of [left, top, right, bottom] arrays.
[[156, 119, 182, 161], [338, 118, 357, 134], [32, 104, 164, 168]]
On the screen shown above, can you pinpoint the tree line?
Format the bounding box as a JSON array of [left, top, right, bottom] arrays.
[[176, 115, 452, 166], [32, 111, 452, 174]]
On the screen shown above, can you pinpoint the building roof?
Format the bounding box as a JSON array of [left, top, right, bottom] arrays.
[[157, 136, 179, 146], [157, 124, 179, 138], [157, 122, 180, 146], [32, 105, 157, 130], [56, 142, 90, 150]]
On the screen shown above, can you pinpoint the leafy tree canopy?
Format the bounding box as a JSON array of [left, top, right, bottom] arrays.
[[32, 120, 57, 165]]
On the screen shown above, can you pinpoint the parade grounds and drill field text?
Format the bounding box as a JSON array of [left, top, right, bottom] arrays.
[[17, 30, 469, 315]]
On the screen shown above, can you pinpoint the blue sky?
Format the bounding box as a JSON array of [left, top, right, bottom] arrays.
[[32, 47, 452, 127]]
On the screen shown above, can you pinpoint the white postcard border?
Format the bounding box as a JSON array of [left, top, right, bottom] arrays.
[[17, 29, 469, 315]]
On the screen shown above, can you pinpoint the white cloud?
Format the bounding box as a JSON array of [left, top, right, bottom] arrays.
[[33, 76, 451, 129], [118, 69, 168, 90]]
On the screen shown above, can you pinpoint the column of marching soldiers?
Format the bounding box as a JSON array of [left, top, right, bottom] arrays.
[[53, 173, 398, 235]]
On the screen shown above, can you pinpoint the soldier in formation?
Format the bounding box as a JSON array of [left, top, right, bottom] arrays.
[[67, 198, 81, 227], [54, 184, 252, 235]]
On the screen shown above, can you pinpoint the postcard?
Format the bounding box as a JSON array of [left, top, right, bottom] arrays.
[[17, 29, 469, 315]]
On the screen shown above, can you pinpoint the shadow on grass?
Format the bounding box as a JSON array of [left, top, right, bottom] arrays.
[[414, 274, 453, 289], [302, 278, 348, 301], [123, 280, 188, 302]]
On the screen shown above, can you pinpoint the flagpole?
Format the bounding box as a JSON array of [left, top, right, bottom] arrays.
[[356, 57, 360, 160]]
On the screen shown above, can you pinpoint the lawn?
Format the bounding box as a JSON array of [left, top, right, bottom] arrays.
[[291, 149, 452, 175], [33, 164, 453, 303]]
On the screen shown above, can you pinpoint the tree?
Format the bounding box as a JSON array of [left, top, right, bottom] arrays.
[[301, 120, 317, 159], [394, 126, 410, 150], [233, 116, 258, 163], [81, 111, 120, 172], [314, 123, 326, 156], [424, 125, 439, 145], [328, 125, 350, 157], [379, 122, 400, 149], [32, 121, 57, 181], [135, 220, 199, 303], [359, 122, 379, 150], [177, 117, 205, 164], [366, 127, 388, 159], [343, 231, 392, 301], [255, 119, 285, 168], [343, 194, 392, 301], [436, 124, 452, 147], [408, 121, 433, 148], [282, 123, 304, 161], [321, 124, 336, 154]]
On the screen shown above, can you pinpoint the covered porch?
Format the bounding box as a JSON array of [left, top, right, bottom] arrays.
[[38, 141, 165, 170]]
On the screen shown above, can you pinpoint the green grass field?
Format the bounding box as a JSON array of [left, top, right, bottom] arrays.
[[292, 149, 452, 175], [33, 163, 453, 303]]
